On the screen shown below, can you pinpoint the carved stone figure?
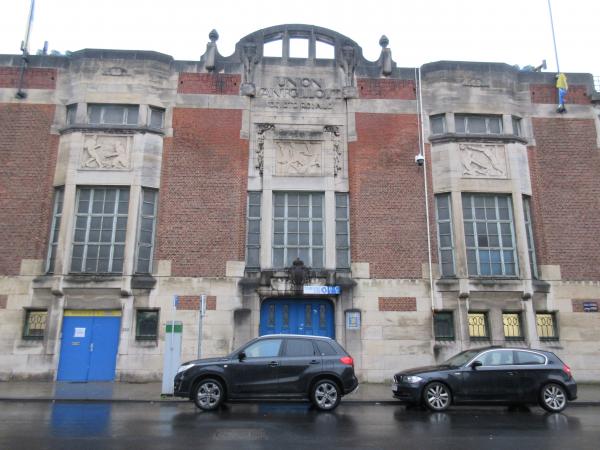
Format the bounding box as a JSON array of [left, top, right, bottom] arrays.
[[81, 135, 130, 170], [324, 125, 342, 176], [339, 44, 357, 98], [241, 42, 260, 96], [460, 143, 507, 178], [255, 123, 274, 175], [275, 141, 322, 176]]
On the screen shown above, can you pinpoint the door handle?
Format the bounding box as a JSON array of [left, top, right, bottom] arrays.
[[507, 371, 515, 376], [90, 343, 94, 352], [310, 360, 320, 364], [268, 361, 279, 367]]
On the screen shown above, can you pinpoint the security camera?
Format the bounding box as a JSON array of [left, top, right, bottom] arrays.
[[415, 154, 425, 166]]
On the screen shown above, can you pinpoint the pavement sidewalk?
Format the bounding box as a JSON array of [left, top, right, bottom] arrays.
[[0, 381, 599, 405]]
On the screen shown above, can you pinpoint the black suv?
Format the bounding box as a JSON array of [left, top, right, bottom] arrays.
[[174, 334, 358, 411], [392, 347, 577, 412]]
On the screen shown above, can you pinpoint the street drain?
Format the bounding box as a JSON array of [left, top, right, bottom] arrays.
[[213, 428, 267, 441]]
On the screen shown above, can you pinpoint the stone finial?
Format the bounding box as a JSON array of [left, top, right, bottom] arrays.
[[204, 29, 219, 71], [379, 35, 392, 76]]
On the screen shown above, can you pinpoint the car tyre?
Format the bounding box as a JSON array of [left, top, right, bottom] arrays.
[[539, 383, 567, 413], [423, 382, 451, 412], [193, 378, 224, 411], [312, 379, 341, 411]]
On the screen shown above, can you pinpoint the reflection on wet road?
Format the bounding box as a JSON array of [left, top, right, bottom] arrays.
[[0, 401, 599, 450]]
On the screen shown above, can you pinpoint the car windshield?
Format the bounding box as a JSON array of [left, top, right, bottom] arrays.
[[443, 349, 482, 367]]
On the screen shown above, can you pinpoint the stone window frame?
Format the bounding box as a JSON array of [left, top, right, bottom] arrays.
[[523, 196, 539, 279], [435, 193, 455, 277], [22, 308, 48, 340], [71, 187, 129, 274], [433, 311, 455, 341], [87, 104, 139, 126], [536, 312, 559, 341], [135, 308, 159, 341], [467, 311, 490, 340], [335, 192, 350, 271], [45, 187, 64, 274], [462, 193, 519, 278], [502, 311, 524, 340], [272, 192, 324, 269], [135, 188, 158, 274], [455, 114, 503, 135]]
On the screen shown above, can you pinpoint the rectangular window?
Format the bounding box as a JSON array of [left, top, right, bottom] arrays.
[[430, 114, 446, 135], [335, 192, 350, 270], [136, 189, 158, 274], [66, 104, 77, 125], [46, 188, 64, 274], [149, 107, 165, 129], [455, 114, 503, 135], [273, 192, 324, 268], [436, 193, 455, 277], [536, 313, 558, 340], [23, 309, 48, 340], [512, 116, 522, 136], [88, 104, 139, 125], [523, 196, 538, 279], [502, 312, 523, 340], [246, 192, 262, 269], [463, 194, 518, 277], [136, 309, 159, 341], [71, 187, 129, 274], [433, 311, 455, 340], [468, 312, 489, 339]]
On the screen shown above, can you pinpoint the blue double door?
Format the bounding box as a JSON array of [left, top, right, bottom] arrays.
[[259, 298, 335, 338], [57, 311, 121, 382]]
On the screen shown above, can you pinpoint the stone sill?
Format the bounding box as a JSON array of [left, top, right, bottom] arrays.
[[59, 124, 165, 136], [429, 133, 528, 145]]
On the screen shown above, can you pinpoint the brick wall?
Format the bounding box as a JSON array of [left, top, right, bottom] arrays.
[[178, 73, 241, 95], [357, 79, 416, 100], [0, 67, 57, 90], [0, 103, 58, 275], [348, 113, 431, 279], [176, 295, 217, 311], [156, 108, 248, 277], [529, 118, 600, 280], [530, 84, 590, 105], [378, 297, 417, 311]]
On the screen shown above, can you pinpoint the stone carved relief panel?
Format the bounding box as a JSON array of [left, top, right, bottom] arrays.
[[275, 141, 323, 176], [80, 135, 131, 170], [460, 143, 507, 178]]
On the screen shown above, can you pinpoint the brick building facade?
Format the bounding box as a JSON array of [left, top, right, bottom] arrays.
[[1, 25, 599, 382]]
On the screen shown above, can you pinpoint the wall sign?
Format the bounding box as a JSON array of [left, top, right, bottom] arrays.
[[583, 302, 598, 312], [345, 311, 361, 330], [303, 285, 341, 295]]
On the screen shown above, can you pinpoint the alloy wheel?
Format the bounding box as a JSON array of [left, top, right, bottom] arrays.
[[542, 384, 567, 412], [196, 381, 222, 409], [314, 381, 339, 410], [424, 383, 450, 411]]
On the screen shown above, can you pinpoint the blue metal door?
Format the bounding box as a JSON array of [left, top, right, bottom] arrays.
[[57, 312, 121, 382], [259, 299, 334, 338]]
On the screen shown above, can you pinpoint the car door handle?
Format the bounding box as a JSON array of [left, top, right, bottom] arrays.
[[507, 371, 516, 376], [268, 361, 279, 367], [309, 360, 320, 365]]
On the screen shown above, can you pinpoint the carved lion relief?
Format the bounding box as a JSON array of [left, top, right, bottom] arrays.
[[460, 143, 507, 178], [81, 135, 131, 170], [275, 141, 323, 176]]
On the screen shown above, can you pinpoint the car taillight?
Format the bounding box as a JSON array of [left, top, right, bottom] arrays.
[[562, 363, 572, 379], [340, 356, 354, 367]]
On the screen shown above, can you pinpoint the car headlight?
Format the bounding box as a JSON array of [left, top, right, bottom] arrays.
[[177, 363, 195, 374], [404, 375, 423, 384]]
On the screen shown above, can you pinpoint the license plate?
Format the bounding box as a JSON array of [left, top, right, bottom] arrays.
[[392, 383, 399, 391]]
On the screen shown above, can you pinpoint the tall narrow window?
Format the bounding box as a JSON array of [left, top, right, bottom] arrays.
[[23, 309, 48, 340], [273, 192, 324, 268], [246, 192, 261, 269], [71, 187, 129, 274], [433, 311, 455, 340], [46, 188, 64, 273], [523, 196, 538, 279], [502, 312, 523, 340], [136, 189, 158, 274], [468, 312, 489, 339], [430, 114, 446, 135], [463, 194, 518, 277], [536, 313, 558, 340], [149, 107, 165, 129], [335, 192, 350, 270], [436, 193, 455, 277], [66, 104, 77, 125]]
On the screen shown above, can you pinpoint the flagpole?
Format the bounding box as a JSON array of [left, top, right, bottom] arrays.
[[16, 0, 35, 99], [547, 0, 560, 73]]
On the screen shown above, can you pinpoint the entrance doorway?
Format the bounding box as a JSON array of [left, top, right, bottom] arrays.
[[259, 298, 334, 338], [57, 310, 121, 382]]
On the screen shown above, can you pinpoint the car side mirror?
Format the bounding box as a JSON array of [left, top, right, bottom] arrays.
[[238, 351, 246, 361], [471, 360, 482, 370]]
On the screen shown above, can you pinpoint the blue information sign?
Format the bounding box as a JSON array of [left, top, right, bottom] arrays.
[[303, 285, 341, 295]]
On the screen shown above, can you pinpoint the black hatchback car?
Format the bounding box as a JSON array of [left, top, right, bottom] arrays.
[[174, 334, 358, 411], [392, 347, 577, 412]]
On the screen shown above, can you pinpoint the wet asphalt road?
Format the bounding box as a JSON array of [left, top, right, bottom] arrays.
[[0, 401, 599, 450]]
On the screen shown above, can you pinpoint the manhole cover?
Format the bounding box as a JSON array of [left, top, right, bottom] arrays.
[[213, 428, 267, 441]]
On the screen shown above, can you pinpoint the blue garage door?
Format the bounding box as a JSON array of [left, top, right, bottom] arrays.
[[259, 299, 334, 338], [57, 310, 121, 382]]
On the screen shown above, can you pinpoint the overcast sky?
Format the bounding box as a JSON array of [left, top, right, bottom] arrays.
[[1, 0, 599, 82]]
